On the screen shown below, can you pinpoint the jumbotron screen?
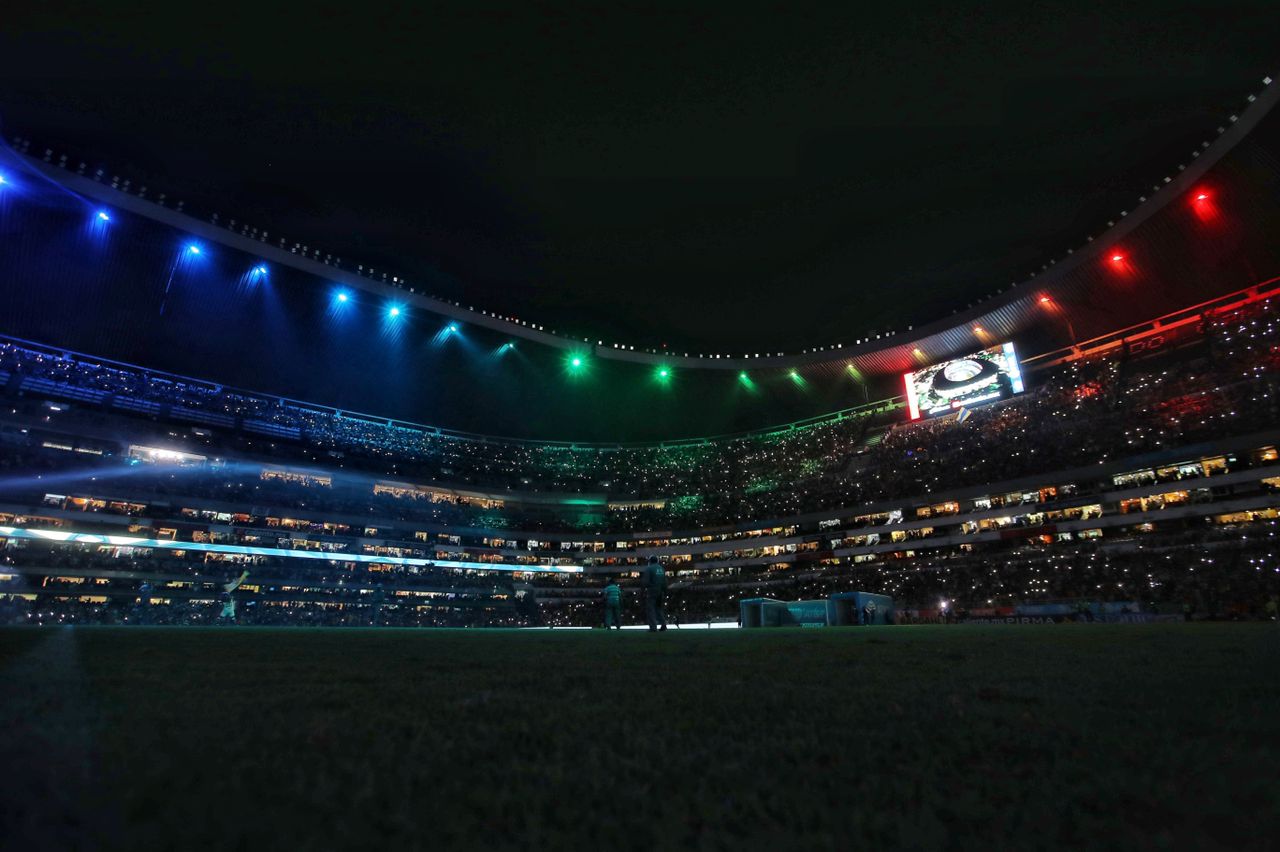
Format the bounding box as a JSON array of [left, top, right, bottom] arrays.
[[904, 342, 1025, 420]]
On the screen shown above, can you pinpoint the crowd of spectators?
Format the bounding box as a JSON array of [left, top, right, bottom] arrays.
[[1, 296, 1278, 538], [534, 521, 1280, 627], [0, 539, 534, 628], [0, 541, 514, 592], [0, 595, 529, 628], [7, 514, 1274, 628]]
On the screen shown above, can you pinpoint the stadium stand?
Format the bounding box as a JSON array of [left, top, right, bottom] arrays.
[[3, 284, 1280, 627]]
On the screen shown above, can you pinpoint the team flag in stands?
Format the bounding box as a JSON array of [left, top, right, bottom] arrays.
[[956, 407, 972, 423]]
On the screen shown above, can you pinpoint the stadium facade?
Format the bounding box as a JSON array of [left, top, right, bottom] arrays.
[[1, 79, 1279, 628]]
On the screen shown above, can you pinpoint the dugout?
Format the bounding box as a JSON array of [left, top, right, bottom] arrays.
[[827, 592, 895, 626], [740, 598, 831, 627]]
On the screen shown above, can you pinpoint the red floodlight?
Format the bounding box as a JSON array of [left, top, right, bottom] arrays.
[[1190, 187, 1220, 223], [1107, 250, 1135, 279]]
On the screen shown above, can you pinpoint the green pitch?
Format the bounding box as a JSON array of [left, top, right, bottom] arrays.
[[1, 624, 1277, 849]]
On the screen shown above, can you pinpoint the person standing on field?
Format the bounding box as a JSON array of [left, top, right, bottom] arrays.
[[603, 578, 623, 630], [218, 569, 250, 624], [642, 556, 667, 632]]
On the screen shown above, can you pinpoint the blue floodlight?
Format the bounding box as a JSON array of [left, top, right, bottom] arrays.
[[96, 210, 111, 222], [388, 306, 401, 318], [336, 291, 349, 303], [255, 265, 267, 275], [187, 244, 201, 255], [449, 323, 459, 332], [0, 174, 7, 185]]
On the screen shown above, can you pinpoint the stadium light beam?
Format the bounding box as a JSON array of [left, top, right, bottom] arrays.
[[326, 288, 354, 322], [160, 241, 204, 316], [88, 208, 113, 239], [558, 351, 593, 379], [431, 320, 465, 346], [1107, 250, 1136, 278], [237, 262, 270, 292], [1039, 293, 1078, 344], [328, 289, 352, 312], [379, 303, 408, 342], [564, 352, 590, 377], [1190, 187, 1221, 224]]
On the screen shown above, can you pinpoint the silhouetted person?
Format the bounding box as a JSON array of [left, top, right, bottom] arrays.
[[603, 578, 622, 630], [642, 557, 667, 632], [134, 581, 154, 625], [219, 569, 250, 624]]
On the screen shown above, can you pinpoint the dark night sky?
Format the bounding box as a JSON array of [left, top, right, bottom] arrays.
[[1, 2, 1277, 354]]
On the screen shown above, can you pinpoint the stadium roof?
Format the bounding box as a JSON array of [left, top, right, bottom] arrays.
[[3, 6, 1280, 441], [2, 4, 1277, 354]]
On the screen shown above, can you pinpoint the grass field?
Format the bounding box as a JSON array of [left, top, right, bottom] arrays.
[[1, 624, 1277, 850]]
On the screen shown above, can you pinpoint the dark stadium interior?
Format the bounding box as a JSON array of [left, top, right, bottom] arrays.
[[2, 5, 1279, 850], [6, 105, 1280, 440], [4, 4, 1278, 353], [2, 4, 1280, 441]]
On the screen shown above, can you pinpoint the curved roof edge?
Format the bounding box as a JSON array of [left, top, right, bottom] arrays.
[[13, 77, 1276, 371]]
